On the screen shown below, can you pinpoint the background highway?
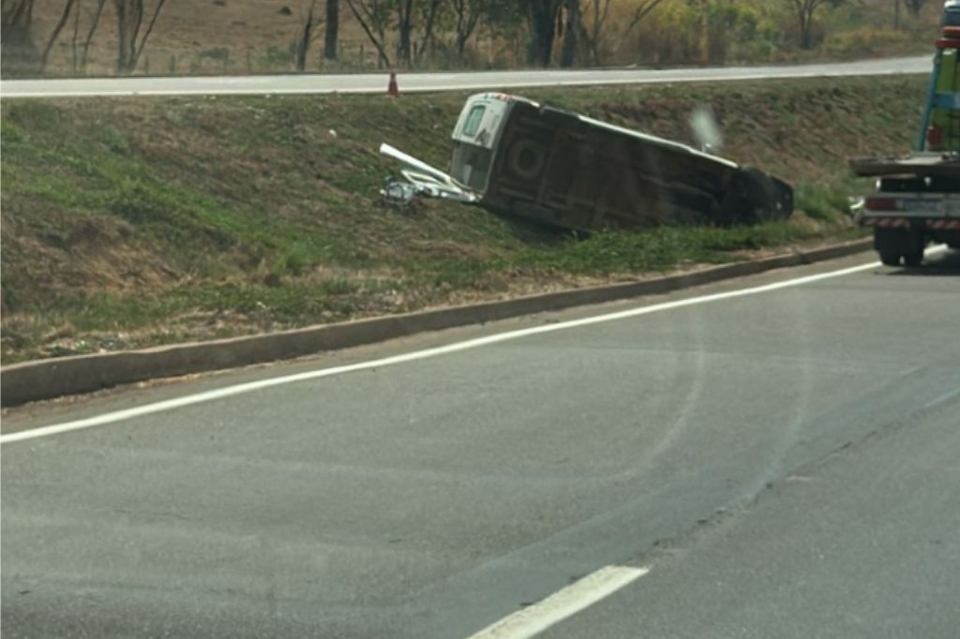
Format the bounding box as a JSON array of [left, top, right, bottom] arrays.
[[0, 55, 930, 97], [3, 251, 959, 638]]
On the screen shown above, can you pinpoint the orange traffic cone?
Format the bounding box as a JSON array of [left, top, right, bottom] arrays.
[[387, 72, 399, 97]]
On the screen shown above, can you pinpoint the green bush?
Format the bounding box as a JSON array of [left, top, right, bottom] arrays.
[[794, 182, 852, 222]]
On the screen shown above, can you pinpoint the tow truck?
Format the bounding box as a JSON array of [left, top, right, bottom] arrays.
[[851, 1, 960, 266]]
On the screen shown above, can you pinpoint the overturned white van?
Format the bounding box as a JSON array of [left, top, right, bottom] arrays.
[[382, 92, 793, 232]]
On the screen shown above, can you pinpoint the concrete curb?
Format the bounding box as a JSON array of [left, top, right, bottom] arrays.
[[0, 238, 873, 407]]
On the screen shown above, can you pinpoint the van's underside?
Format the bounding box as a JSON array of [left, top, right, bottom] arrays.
[[481, 102, 793, 232]]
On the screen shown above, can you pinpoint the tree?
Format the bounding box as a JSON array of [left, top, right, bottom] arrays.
[[394, 0, 413, 66], [449, 0, 515, 61], [558, 0, 582, 68], [40, 0, 76, 71], [112, 0, 167, 73], [624, 0, 667, 33], [1, 0, 37, 74], [582, 0, 611, 65], [522, 0, 562, 67], [902, 0, 928, 19], [294, 0, 323, 71], [344, 0, 443, 69], [79, 0, 107, 71], [414, 0, 443, 62], [451, 0, 486, 58], [580, 0, 666, 64], [786, 0, 844, 50], [344, 0, 391, 67], [324, 0, 338, 60]]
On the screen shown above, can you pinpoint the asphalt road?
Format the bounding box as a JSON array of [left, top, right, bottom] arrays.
[[0, 56, 930, 98], [2, 250, 959, 639]]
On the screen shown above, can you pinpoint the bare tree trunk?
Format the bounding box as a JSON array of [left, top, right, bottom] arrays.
[[132, 0, 165, 69], [586, 0, 611, 65], [80, 0, 106, 71], [2, 0, 33, 26], [344, 0, 391, 68], [559, 0, 579, 68], [791, 0, 828, 51], [40, 0, 76, 71], [114, 0, 139, 72], [113, 0, 165, 73], [295, 0, 319, 71], [70, 0, 80, 71], [2, 0, 39, 74], [526, 0, 560, 67], [323, 0, 338, 60], [416, 0, 442, 62], [452, 0, 482, 59], [395, 0, 413, 67]]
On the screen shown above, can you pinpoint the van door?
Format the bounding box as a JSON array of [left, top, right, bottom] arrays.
[[449, 95, 510, 192]]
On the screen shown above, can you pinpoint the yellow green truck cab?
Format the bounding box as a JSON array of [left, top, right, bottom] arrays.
[[924, 49, 960, 152], [922, 1, 960, 152]]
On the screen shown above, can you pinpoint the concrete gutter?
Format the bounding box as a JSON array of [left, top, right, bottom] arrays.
[[0, 238, 873, 407]]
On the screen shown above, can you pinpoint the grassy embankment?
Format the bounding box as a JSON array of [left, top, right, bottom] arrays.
[[0, 75, 925, 362]]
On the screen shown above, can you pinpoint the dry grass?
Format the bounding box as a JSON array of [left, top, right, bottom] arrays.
[[29, 0, 383, 76], [13, 0, 944, 78]]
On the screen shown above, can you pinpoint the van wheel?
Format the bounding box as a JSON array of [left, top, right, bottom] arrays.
[[507, 139, 546, 181]]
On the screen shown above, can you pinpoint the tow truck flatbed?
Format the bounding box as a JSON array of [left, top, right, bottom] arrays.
[[850, 153, 960, 177]]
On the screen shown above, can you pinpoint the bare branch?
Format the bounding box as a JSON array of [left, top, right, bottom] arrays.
[[612, 0, 666, 56], [295, 0, 323, 71], [343, 0, 391, 68], [40, 0, 76, 71], [623, 0, 667, 37], [131, 0, 165, 69], [80, 0, 106, 70]]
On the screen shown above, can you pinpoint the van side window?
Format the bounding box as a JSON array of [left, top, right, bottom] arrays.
[[462, 105, 486, 137]]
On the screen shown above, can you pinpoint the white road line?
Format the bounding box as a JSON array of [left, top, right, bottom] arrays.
[[0, 259, 882, 444], [465, 565, 649, 639]]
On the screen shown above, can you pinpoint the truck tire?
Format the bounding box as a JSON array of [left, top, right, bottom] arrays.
[[875, 227, 906, 266], [903, 228, 926, 267], [878, 249, 902, 266], [903, 249, 924, 267]]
